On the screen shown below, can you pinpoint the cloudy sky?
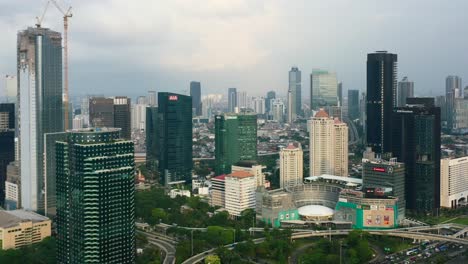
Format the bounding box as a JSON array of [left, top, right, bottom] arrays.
[[1, 0, 467, 99]]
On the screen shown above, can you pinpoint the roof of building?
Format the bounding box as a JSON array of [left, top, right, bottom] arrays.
[[304, 175, 363, 185], [334, 117, 342, 124], [314, 109, 329, 118], [0, 210, 50, 229], [285, 142, 301, 150], [228, 171, 254, 179], [298, 205, 335, 217], [213, 174, 226, 181]]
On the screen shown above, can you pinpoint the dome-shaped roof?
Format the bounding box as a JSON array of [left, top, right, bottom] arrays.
[[298, 205, 334, 217]]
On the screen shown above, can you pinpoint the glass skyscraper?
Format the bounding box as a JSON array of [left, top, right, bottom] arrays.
[[157, 92, 193, 185], [288, 67, 301, 119], [397, 77, 414, 107], [347, 90, 360, 120], [56, 128, 135, 264], [366, 51, 397, 154], [190, 81, 202, 116], [215, 112, 257, 175], [18, 27, 63, 213], [145, 106, 158, 171], [310, 69, 338, 110], [228, 88, 237, 113]]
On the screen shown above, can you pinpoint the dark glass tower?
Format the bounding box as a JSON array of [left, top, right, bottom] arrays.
[[89, 97, 114, 127], [18, 27, 63, 213], [190, 81, 202, 116], [228, 88, 237, 113], [215, 112, 257, 175], [0, 103, 15, 130], [392, 98, 441, 213], [265, 91, 276, 114], [157, 93, 193, 185], [56, 128, 135, 264], [145, 106, 158, 171], [0, 130, 14, 206], [113, 96, 131, 140], [347, 90, 360, 120], [366, 51, 397, 154]]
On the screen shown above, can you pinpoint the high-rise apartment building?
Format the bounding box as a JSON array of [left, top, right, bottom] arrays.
[[4, 75, 17, 103], [366, 51, 397, 154], [228, 88, 237, 113], [271, 99, 285, 123], [190, 81, 202, 116], [147, 91, 157, 106], [225, 171, 256, 216], [362, 159, 406, 221], [347, 90, 360, 120], [18, 27, 63, 213], [253, 97, 266, 115], [56, 128, 135, 264], [392, 98, 441, 212], [157, 93, 193, 185], [289, 67, 302, 119], [309, 109, 348, 177], [131, 102, 147, 131], [215, 112, 257, 175], [440, 157, 468, 208], [453, 98, 468, 133], [279, 143, 303, 189], [397, 77, 414, 107], [145, 106, 158, 171], [310, 69, 338, 110]]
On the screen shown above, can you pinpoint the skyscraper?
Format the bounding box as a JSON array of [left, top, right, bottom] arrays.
[[279, 143, 303, 189], [253, 97, 266, 115], [215, 112, 257, 175], [89, 97, 114, 127], [464, 86, 468, 99], [145, 106, 158, 171], [43, 132, 66, 217], [147, 91, 157, 106], [309, 109, 348, 177], [265, 91, 276, 114], [190, 81, 202, 116], [56, 128, 135, 264], [157, 93, 193, 185], [446, 75, 462, 130], [113, 96, 131, 139], [0, 117, 14, 205], [289, 67, 302, 119], [271, 99, 285, 123], [366, 51, 397, 154], [392, 98, 441, 213], [397, 77, 414, 107], [347, 90, 360, 120], [435, 95, 447, 122], [224, 171, 256, 216], [337, 82, 343, 106], [18, 27, 63, 213], [4, 75, 17, 103], [310, 69, 338, 110], [228, 88, 237, 112]]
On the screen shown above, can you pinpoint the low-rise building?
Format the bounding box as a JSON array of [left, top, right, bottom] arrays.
[[169, 189, 191, 199], [441, 156, 468, 208], [0, 210, 51, 249], [210, 175, 226, 207], [255, 188, 298, 227]]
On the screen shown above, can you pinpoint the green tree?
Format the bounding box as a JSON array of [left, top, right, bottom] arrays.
[[204, 255, 221, 264], [152, 208, 168, 223]]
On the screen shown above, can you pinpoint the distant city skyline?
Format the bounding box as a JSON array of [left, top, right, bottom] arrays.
[[1, 1, 468, 98]]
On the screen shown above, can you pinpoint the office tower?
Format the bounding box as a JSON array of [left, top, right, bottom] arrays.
[[435, 95, 447, 122], [190, 81, 202, 116], [465, 86, 468, 99], [215, 112, 257, 175], [309, 109, 348, 176], [366, 51, 397, 154], [360, 92, 366, 128], [347, 90, 360, 120], [265, 91, 276, 113], [440, 157, 468, 208], [453, 98, 468, 133], [287, 90, 293, 123], [5, 161, 20, 210], [210, 175, 225, 207], [131, 102, 147, 130], [157, 93, 193, 185], [253, 97, 266, 115], [228, 88, 237, 112], [145, 106, 158, 171], [362, 159, 406, 221], [392, 98, 441, 213], [89, 97, 114, 127], [279, 143, 303, 189], [56, 128, 135, 264], [224, 171, 256, 216], [232, 161, 266, 188], [147, 91, 157, 106], [18, 27, 63, 213], [289, 67, 302, 119], [113, 97, 131, 139], [337, 82, 343, 106], [397, 77, 414, 107], [310, 69, 338, 110], [271, 99, 285, 123], [446, 75, 462, 130]]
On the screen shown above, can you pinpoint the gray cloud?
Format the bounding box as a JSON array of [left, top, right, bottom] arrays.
[[1, 0, 468, 99]]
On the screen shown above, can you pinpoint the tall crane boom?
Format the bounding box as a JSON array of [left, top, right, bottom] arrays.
[[36, 1, 50, 28], [50, 0, 73, 130]]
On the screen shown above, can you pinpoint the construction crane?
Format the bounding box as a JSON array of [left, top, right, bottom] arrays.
[[51, 1, 73, 130], [35, 1, 51, 27]]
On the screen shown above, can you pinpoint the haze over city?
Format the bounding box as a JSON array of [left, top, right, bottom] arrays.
[[1, 0, 468, 97]]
